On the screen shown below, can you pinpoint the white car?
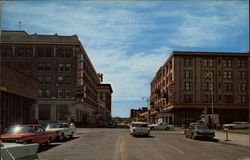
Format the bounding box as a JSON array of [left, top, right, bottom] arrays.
[[149, 122, 174, 131], [130, 122, 150, 137], [1, 142, 39, 160], [46, 123, 76, 141], [223, 122, 249, 129]]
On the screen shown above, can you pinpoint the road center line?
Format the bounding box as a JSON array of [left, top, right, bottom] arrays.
[[167, 144, 185, 154]]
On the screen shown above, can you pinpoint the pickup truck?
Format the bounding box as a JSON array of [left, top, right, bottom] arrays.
[[1, 124, 57, 145], [45, 123, 76, 141]]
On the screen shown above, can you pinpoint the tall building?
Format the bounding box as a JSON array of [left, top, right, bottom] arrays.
[[0, 30, 112, 126], [150, 51, 249, 126]]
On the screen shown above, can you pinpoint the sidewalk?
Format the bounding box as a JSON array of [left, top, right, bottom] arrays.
[[215, 130, 250, 148]]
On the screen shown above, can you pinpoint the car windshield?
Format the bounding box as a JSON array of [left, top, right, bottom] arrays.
[[46, 124, 62, 129], [195, 125, 208, 129], [134, 124, 148, 127], [3, 125, 33, 134]]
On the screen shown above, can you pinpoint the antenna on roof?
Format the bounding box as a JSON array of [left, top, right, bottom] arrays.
[[18, 21, 21, 30]]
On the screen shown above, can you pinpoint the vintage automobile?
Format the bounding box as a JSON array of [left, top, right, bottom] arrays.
[[149, 122, 174, 131], [45, 122, 76, 141], [1, 124, 57, 145], [130, 122, 150, 137], [223, 122, 249, 129], [1, 142, 39, 160], [184, 122, 215, 140]]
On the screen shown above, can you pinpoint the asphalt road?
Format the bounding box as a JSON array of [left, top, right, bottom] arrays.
[[38, 128, 250, 160]]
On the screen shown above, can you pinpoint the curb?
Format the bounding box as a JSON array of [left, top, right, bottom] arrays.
[[217, 139, 250, 148]]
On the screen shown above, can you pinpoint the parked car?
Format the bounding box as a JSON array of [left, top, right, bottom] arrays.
[[1, 142, 39, 160], [184, 122, 215, 140], [130, 122, 150, 137], [223, 122, 249, 129], [149, 122, 174, 131], [1, 124, 57, 145], [45, 122, 76, 141]]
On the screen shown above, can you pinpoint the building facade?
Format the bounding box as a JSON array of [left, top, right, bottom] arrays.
[[0, 65, 38, 132], [0, 30, 112, 126], [150, 51, 249, 126], [97, 83, 113, 127], [130, 107, 148, 122]]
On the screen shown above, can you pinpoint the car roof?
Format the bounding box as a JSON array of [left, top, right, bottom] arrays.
[[10, 124, 42, 127]]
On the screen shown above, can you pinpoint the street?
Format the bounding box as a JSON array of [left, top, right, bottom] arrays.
[[38, 128, 250, 160]]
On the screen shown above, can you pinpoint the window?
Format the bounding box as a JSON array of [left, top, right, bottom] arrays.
[[1, 48, 13, 57], [25, 48, 32, 57], [17, 48, 25, 57], [184, 58, 192, 66], [65, 63, 71, 71], [38, 90, 43, 97], [57, 90, 63, 98], [203, 71, 214, 79], [238, 71, 246, 79], [238, 83, 246, 91], [184, 82, 193, 91], [45, 90, 50, 98], [37, 48, 44, 57], [17, 62, 24, 70], [223, 71, 232, 79], [223, 59, 232, 67], [224, 95, 233, 103], [45, 48, 52, 57], [38, 76, 43, 84], [57, 49, 64, 57], [65, 90, 70, 98], [38, 63, 44, 71], [57, 76, 63, 84], [184, 70, 192, 79], [58, 63, 64, 71], [238, 95, 246, 103], [184, 94, 193, 103], [238, 60, 246, 67], [65, 49, 72, 58], [204, 95, 212, 103], [203, 59, 214, 67], [45, 76, 51, 84], [224, 83, 232, 91], [203, 82, 213, 91], [45, 63, 52, 71], [24, 62, 31, 70], [65, 77, 71, 84]]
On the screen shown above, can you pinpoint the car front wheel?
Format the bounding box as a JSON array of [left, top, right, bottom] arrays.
[[46, 138, 52, 146], [59, 134, 65, 141]]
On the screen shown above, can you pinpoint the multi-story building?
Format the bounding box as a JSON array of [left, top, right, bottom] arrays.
[[0, 30, 112, 126], [130, 107, 148, 122], [0, 65, 38, 132], [150, 51, 249, 126], [97, 82, 113, 126]]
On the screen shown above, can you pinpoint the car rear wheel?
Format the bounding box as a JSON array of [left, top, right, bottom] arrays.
[[69, 133, 74, 139], [165, 127, 170, 131]]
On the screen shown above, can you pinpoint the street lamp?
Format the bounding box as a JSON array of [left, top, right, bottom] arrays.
[[207, 71, 214, 130]]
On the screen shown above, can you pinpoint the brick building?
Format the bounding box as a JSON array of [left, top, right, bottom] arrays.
[[130, 107, 148, 122], [0, 65, 38, 132], [0, 30, 112, 126], [97, 83, 113, 127], [150, 51, 249, 126]]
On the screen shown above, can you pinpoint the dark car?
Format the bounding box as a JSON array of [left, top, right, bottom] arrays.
[[184, 123, 215, 140]]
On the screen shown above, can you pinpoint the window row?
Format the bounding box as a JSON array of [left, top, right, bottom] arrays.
[[183, 94, 247, 103], [37, 76, 71, 85], [38, 89, 71, 98], [0, 47, 73, 58], [183, 58, 246, 68], [184, 82, 246, 91], [37, 63, 72, 71]]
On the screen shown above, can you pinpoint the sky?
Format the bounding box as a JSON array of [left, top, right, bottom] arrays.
[[1, 0, 249, 117]]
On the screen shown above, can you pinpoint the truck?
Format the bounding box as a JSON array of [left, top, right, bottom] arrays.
[[200, 114, 220, 129]]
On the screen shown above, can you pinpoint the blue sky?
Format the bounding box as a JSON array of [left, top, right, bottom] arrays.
[[2, 0, 249, 117]]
